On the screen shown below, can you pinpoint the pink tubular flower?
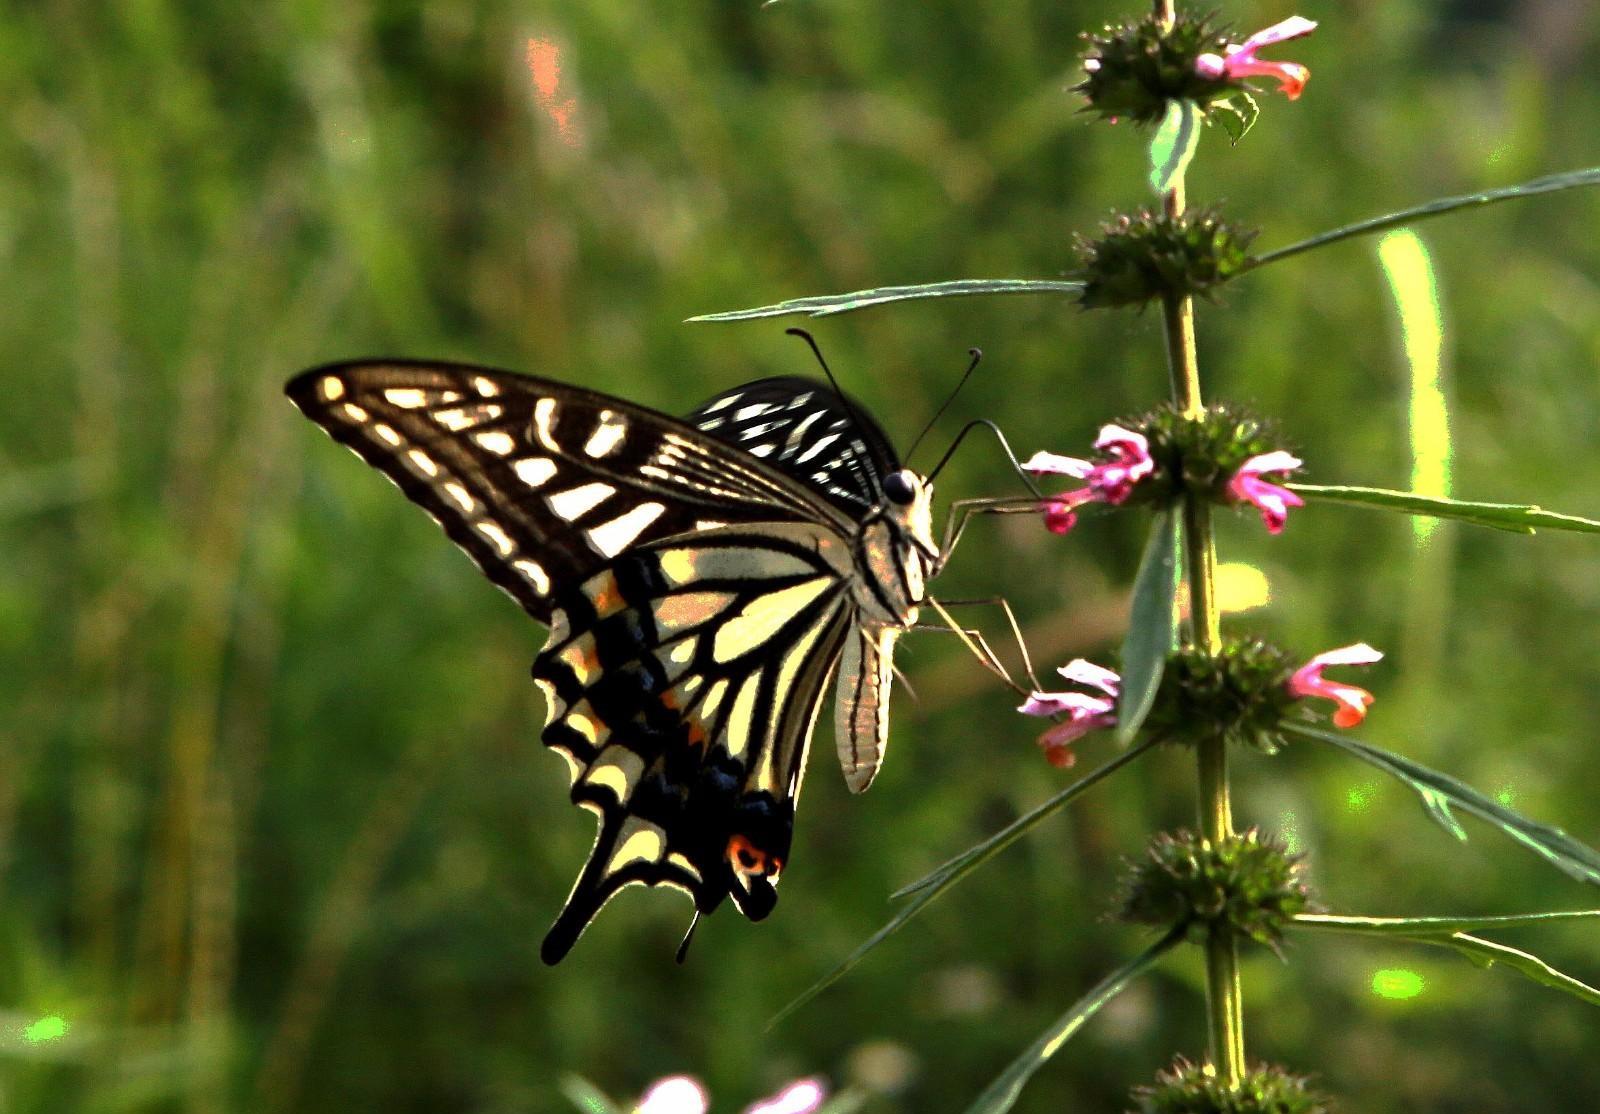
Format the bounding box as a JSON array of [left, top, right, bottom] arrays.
[[1195, 16, 1318, 100], [1025, 425, 1154, 535], [1228, 450, 1305, 534], [634, 1076, 827, 1114], [1018, 659, 1121, 767], [1289, 643, 1383, 728]]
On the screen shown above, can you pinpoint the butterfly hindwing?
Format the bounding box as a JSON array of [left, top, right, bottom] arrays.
[[533, 523, 857, 962]]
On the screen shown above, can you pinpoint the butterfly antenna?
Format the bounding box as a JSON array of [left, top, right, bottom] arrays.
[[785, 328, 876, 445], [905, 347, 983, 466], [928, 418, 1043, 497], [675, 910, 702, 964]]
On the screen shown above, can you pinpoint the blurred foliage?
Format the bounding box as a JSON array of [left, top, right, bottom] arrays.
[[2, 1, 1598, 1111]]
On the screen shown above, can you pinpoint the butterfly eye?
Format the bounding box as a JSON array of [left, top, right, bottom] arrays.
[[882, 471, 917, 506]]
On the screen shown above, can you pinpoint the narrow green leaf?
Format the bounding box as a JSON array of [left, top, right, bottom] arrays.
[[686, 279, 1085, 322], [1286, 724, 1600, 886], [1294, 918, 1600, 1009], [1247, 166, 1600, 270], [1295, 910, 1600, 935], [964, 927, 1184, 1114], [769, 739, 1159, 1028], [1208, 91, 1258, 145], [560, 1075, 622, 1114], [1148, 100, 1202, 196], [1115, 505, 1180, 745], [1290, 483, 1600, 535]]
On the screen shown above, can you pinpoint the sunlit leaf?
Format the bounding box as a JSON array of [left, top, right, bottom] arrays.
[[1115, 505, 1180, 745], [1209, 91, 1259, 145], [1289, 484, 1600, 535], [1294, 916, 1600, 1008], [1286, 725, 1600, 885], [769, 739, 1160, 1028], [963, 927, 1183, 1114], [686, 279, 1085, 322], [561, 1075, 622, 1114], [1295, 910, 1600, 935], [1148, 100, 1202, 195], [1247, 166, 1600, 269]]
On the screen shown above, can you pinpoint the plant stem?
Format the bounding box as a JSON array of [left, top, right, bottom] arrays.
[[1157, 109, 1245, 1084]]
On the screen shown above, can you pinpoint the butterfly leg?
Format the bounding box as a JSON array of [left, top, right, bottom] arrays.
[[916, 596, 1036, 698], [927, 594, 1044, 692], [936, 495, 1041, 573]]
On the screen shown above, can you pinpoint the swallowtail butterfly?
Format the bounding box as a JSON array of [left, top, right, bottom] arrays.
[[287, 358, 941, 963]]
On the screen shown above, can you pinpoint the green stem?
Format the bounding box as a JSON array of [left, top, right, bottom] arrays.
[[1157, 120, 1244, 1085]]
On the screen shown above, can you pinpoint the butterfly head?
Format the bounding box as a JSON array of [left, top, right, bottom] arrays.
[[852, 468, 939, 624]]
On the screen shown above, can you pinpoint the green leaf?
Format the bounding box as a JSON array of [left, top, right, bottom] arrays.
[[560, 1075, 622, 1114], [1208, 91, 1259, 145], [963, 927, 1183, 1114], [1286, 724, 1600, 886], [1295, 910, 1600, 935], [1115, 505, 1180, 745], [1247, 166, 1600, 270], [1288, 483, 1600, 536], [769, 738, 1159, 1028], [1148, 100, 1203, 196], [686, 279, 1085, 322], [1293, 917, 1600, 1009]]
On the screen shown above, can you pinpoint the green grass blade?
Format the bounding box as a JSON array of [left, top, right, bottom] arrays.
[[1148, 99, 1202, 196], [963, 926, 1184, 1114], [1115, 505, 1180, 745], [1293, 918, 1600, 1008], [1286, 724, 1600, 885], [560, 1075, 622, 1114], [686, 279, 1085, 322], [1246, 166, 1600, 270], [1289, 483, 1600, 535], [769, 739, 1159, 1028], [1294, 910, 1600, 935]]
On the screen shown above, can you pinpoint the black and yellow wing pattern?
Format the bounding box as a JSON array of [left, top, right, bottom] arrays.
[[286, 359, 926, 962]]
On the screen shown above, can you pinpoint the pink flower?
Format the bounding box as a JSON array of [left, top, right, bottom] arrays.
[[634, 1076, 827, 1114], [1195, 16, 1318, 100], [1018, 659, 1121, 767], [1288, 643, 1383, 728], [1228, 450, 1305, 534], [1025, 426, 1154, 535]]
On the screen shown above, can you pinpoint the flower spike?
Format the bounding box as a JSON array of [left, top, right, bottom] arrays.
[[1025, 426, 1154, 535], [1195, 15, 1318, 100], [1229, 450, 1305, 534], [1019, 659, 1121, 767], [1288, 643, 1383, 728]]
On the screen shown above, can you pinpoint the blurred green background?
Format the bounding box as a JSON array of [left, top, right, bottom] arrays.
[[3, 1, 1599, 1110]]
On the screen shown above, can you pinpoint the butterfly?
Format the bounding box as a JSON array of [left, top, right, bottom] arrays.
[[286, 356, 946, 963]]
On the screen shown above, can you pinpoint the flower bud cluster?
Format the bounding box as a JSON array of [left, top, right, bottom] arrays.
[[1130, 403, 1286, 506], [1117, 829, 1312, 953], [1129, 1057, 1330, 1114], [1076, 209, 1256, 309], [1074, 13, 1236, 125], [1144, 637, 1300, 754]]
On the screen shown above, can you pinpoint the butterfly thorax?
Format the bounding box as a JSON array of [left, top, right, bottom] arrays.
[[850, 468, 938, 628]]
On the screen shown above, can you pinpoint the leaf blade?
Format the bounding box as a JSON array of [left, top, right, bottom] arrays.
[[686, 279, 1085, 322], [1248, 166, 1600, 270], [1148, 100, 1202, 196], [1289, 483, 1600, 535], [1115, 505, 1180, 745], [1294, 910, 1600, 935], [769, 738, 1159, 1028], [963, 927, 1184, 1114], [1285, 724, 1600, 886]]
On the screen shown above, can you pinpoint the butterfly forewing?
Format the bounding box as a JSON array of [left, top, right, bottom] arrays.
[[285, 360, 851, 623]]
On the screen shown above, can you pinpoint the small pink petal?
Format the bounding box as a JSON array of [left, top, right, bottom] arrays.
[[1228, 58, 1310, 99], [1288, 643, 1383, 728], [1240, 450, 1303, 475], [638, 1076, 710, 1114], [1056, 659, 1121, 696], [1019, 690, 1117, 718], [1238, 15, 1318, 51], [1195, 52, 1227, 79], [1304, 642, 1384, 669], [1024, 450, 1095, 478], [745, 1078, 827, 1114]]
